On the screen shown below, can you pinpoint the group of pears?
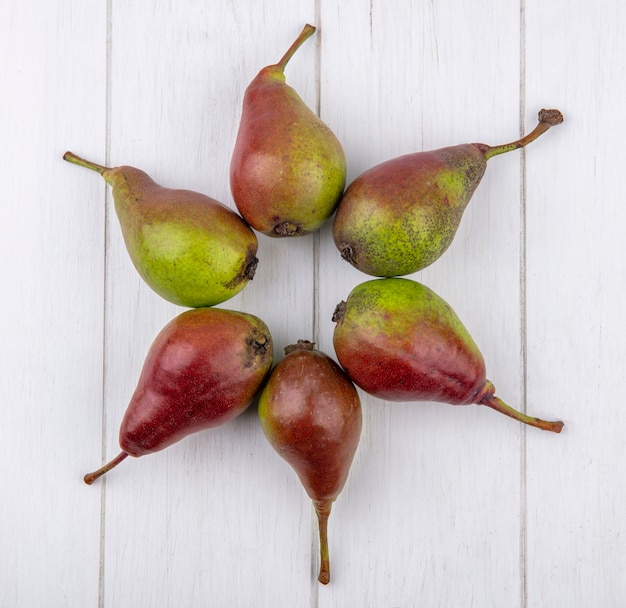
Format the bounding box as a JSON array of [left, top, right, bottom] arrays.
[[65, 25, 565, 585]]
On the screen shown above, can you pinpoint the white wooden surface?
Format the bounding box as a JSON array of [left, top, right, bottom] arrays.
[[1, 1, 625, 606]]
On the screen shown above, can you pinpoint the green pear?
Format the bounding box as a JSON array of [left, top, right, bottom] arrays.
[[230, 24, 347, 237], [63, 152, 258, 307], [258, 340, 362, 584], [333, 109, 563, 277], [333, 278, 564, 433]]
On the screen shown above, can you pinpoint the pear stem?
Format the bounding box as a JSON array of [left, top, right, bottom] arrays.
[[275, 24, 316, 73], [483, 109, 564, 160], [480, 395, 564, 433], [284, 339, 316, 355], [314, 500, 332, 585], [84, 451, 129, 485], [63, 151, 110, 175]]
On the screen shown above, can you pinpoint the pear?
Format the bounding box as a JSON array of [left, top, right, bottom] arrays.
[[84, 307, 273, 484], [230, 24, 347, 237], [63, 152, 259, 308], [258, 340, 362, 584], [332, 278, 564, 433], [332, 109, 564, 277]]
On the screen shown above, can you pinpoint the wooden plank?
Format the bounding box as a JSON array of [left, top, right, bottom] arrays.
[[3, 1, 626, 606], [0, 1, 107, 605], [99, 3, 318, 606], [317, 1, 526, 605], [525, 1, 626, 606]]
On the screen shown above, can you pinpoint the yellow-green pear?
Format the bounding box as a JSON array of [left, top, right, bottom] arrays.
[[333, 110, 564, 277], [63, 152, 258, 307]]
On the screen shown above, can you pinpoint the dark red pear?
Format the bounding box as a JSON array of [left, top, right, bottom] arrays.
[[332, 109, 564, 277], [84, 307, 273, 484], [332, 278, 564, 433], [258, 340, 362, 584], [230, 25, 347, 237]]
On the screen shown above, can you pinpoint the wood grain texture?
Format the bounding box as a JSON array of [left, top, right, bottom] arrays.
[[317, 2, 526, 606], [524, 2, 626, 607], [0, 1, 107, 606], [1, 0, 624, 606]]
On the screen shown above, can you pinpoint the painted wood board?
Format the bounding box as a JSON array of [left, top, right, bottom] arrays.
[[1, 1, 624, 606]]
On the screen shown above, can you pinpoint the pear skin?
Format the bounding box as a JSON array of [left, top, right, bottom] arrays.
[[333, 109, 563, 277], [63, 152, 259, 308], [332, 278, 564, 433], [230, 25, 347, 237], [84, 307, 273, 484], [258, 340, 362, 584]]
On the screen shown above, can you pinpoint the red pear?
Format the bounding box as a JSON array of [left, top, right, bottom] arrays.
[[333, 109, 563, 277], [258, 340, 362, 584], [84, 307, 273, 484], [230, 25, 347, 237], [332, 278, 563, 433]]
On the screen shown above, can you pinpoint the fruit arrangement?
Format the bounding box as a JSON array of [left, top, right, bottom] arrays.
[[64, 24, 564, 585]]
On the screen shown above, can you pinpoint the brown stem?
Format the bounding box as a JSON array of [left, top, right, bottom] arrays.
[[275, 24, 316, 73], [84, 451, 129, 485], [63, 151, 110, 175], [332, 301, 347, 324], [274, 221, 301, 237], [243, 252, 259, 281], [483, 109, 564, 160], [314, 500, 333, 585], [480, 395, 564, 433], [284, 339, 315, 355]]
